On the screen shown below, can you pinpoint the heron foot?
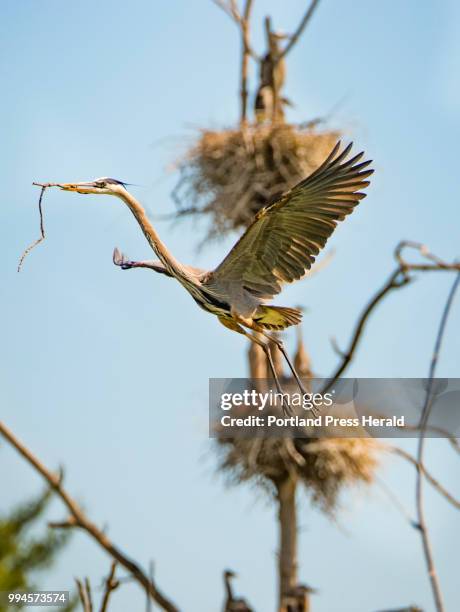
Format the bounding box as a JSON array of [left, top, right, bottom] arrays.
[[113, 247, 136, 270]]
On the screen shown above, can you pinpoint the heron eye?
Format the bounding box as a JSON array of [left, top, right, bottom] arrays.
[[95, 181, 106, 188]]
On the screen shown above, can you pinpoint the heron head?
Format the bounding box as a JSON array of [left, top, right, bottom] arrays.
[[59, 177, 128, 196], [224, 569, 236, 579]]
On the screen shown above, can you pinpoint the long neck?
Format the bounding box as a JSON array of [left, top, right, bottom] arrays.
[[117, 189, 188, 280], [224, 575, 233, 602]]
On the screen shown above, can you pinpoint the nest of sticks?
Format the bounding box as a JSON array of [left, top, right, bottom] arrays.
[[215, 433, 380, 514], [214, 343, 380, 514], [173, 124, 340, 237]]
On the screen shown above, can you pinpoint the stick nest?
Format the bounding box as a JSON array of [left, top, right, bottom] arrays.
[[173, 124, 340, 237], [215, 430, 380, 514]]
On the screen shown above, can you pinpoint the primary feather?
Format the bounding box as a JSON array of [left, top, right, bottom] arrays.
[[205, 141, 373, 300]]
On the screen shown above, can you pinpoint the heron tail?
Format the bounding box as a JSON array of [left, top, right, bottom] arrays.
[[254, 305, 302, 330]]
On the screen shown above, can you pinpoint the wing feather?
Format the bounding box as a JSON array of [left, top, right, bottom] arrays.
[[205, 142, 373, 299]]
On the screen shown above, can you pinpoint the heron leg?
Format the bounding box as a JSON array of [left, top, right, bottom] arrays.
[[218, 317, 292, 416], [259, 342, 293, 417], [259, 331, 319, 418]]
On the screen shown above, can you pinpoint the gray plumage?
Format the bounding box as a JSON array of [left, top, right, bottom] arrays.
[[59, 141, 373, 413]]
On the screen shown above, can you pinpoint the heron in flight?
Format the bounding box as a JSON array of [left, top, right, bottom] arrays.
[[56, 142, 373, 412]]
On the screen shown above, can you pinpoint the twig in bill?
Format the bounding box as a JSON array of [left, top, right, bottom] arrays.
[[17, 184, 48, 272]]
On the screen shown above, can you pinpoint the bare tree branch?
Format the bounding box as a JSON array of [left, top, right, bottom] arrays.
[[146, 561, 155, 612], [414, 271, 460, 612], [210, 0, 260, 123], [395, 240, 449, 269], [371, 413, 460, 453], [230, 0, 241, 20], [320, 242, 460, 394], [279, 0, 322, 60], [85, 578, 94, 612], [375, 475, 415, 528], [0, 420, 180, 612], [211, 0, 259, 60], [211, 0, 235, 20], [48, 517, 78, 529], [100, 562, 119, 612], [320, 267, 410, 393], [76, 578, 92, 612], [386, 445, 460, 511]]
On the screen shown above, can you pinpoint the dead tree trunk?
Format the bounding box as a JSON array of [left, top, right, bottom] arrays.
[[240, 19, 250, 124], [276, 474, 298, 611], [239, 0, 254, 126]]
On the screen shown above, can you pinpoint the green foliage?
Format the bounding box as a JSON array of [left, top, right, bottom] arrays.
[[0, 487, 77, 611]]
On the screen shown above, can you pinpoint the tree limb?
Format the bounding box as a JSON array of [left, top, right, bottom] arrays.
[[386, 445, 460, 511], [320, 268, 410, 393], [0, 420, 180, 612], [279, 0, 322, 60], [320, 241, 460, 394], [76, 578, 92, 612], [211, 0, 259, 60], [211, 0, 236, 20], [85, 578, 93, 612], [100, 562, 119, 612], [414, 271, 460, 612]]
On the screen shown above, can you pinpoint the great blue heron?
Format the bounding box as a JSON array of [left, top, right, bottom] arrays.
[[255, 29, 289, 123], [55, 141, 373, 412], [223, 570, 253, 612]]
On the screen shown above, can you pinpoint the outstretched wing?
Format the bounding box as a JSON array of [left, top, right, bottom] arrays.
[[205, 142, 373, 299]]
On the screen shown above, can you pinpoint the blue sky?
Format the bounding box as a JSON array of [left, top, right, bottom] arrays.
[[1, 1, 460, 610]]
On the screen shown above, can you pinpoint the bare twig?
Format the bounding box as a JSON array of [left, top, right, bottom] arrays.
[[18, 181, 72, 272], [320, 242, 460, 394], [387, 445, 460, 511], [211, 0, 235, 19], [330, 336, 346, 359], [48, 517, 78, 529], [100, 562, 119, 612], [374, 475, 414, 527], [395, 240, 448, 269], [0, 421, 180, 612], [414, 271, 460, 612], [18, 185, 47, 272], [75, 579, 86, 611], [304, 248, 335, 278], [214, 0, 256, 123], [146, 561, 155, 612], [85, 578, 94, 612], [370, 412, 460, 452], [279, 0, 322, 60], [76, 578, 92, 612], [320, 267, 410, 393], [211, 0, 259, 60]]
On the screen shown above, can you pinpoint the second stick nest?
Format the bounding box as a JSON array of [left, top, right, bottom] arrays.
[[173, 124, 339, 237], [216, 431, 380, 514]]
